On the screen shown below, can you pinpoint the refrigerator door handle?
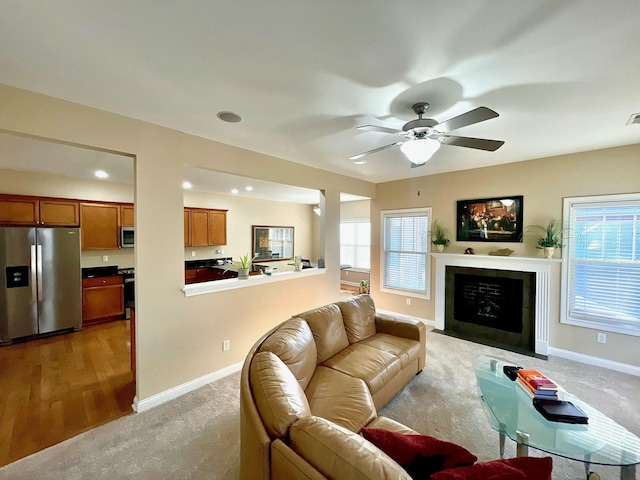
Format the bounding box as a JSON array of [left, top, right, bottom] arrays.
[[37, 244, 43, 301], [30, 244, 38, 303]]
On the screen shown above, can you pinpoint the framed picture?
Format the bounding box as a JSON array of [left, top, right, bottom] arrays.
[[456, 196, 523, 242]]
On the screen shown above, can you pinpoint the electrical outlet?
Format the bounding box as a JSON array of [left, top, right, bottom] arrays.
[[222, 339, 230, 351], [102, 255, 108, 262], [191, 251, 196, 257], [406, 298, 411, 306], [597, 332, 606, 344]]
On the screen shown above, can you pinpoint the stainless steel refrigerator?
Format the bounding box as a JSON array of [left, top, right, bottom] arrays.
[[1, 227, 82, 344]]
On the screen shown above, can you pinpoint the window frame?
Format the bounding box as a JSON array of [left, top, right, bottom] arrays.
[[380, 207, 432, 300], [339, 218, 371, 270], [561, 193, 640, 337]]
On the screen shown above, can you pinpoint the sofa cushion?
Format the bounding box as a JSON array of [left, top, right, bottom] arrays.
[[250, 352, 311, 440], [295, 304, 349, 364], [259, 318, 317, 390], [321, 343, 402, 395], [358, 332, 421, 369], [289, 416, 412, 480], [305, 366, 376, 433], [430, 457, 553, 480], [336, 294, 377, 343], [361, 428, 477, 479], [365, 416, 418, 435]]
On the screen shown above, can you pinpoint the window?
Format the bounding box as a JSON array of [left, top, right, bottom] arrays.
[[381, 207, 431, 299], [562, 194, 640, 337], [340, 220, 370, 269]]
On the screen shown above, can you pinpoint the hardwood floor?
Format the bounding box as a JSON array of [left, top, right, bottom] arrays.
[[0, 320, 134, 467]]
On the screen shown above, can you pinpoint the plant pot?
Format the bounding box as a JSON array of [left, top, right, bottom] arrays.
[[435, 244, 445, 253], [238, 267, 250, 279], [543, 247, 555, 259], [294, 263, 302, 272]]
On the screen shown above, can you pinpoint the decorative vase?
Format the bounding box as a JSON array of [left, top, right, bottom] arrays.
[[294, 263, 302, 272], [435, 244, 445, 253], [238, 267, 250, 279], [543, 247, 555, 259]]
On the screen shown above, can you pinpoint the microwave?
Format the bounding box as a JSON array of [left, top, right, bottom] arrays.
[[120, 226, 134, 248]]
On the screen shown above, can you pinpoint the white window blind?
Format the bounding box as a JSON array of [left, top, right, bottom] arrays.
[[340, 220, 370, 269], [562, 194, 640, 336], [381, 208, 431, 298]]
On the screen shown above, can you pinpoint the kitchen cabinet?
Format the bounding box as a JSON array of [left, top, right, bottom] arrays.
[[183, 207, 227, 247], [184, 267, 237, 284], [82, 275, 124, 325], [121, 204, 134, 227], [80, 202, 120, 250], [0, 194, 79, 226]]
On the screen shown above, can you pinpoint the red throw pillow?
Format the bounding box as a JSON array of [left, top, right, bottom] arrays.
[[430, 456, 553, 480], [361, 428, 477, 479]]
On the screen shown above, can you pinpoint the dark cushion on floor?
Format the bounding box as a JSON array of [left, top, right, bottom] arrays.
[[430, 456, 553, 480], [361, 428, 477, 479]]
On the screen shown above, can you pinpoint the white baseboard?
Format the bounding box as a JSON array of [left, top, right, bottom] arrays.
[[548, 347, 640, 377], [377, 309, 435, 328], [132, 360, 243, 413]]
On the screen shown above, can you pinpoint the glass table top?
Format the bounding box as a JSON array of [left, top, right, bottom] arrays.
[[475, 355, 640, 467]]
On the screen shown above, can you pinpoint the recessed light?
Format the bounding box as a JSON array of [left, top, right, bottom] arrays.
[[182, 181, 193, 189], [245, 186, 253, 191], [231, 188, 239, 194], [353, 160, 367, 165], [94, 170, 109, 179], [217, 111, 242, 123]]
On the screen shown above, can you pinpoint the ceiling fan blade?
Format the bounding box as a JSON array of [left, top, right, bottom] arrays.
[[348, 142, 403, 160], [440, 135, 505, 151], [437, 107, 499, 132], [356, 125, 404, 135]]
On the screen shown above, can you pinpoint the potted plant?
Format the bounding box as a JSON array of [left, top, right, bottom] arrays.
[[292, 255, 302, 272], [227, 253, 256, 279], [430, 220, 451, 253], [530, 219, 563, 258]]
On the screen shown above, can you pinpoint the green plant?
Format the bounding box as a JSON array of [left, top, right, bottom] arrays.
[[530, 219, 564, 248], [238, 253, 256, 269], [430, 220, 451, 246]]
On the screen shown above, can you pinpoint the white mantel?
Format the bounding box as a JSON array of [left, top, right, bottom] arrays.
[[432, 253, 561, 356]]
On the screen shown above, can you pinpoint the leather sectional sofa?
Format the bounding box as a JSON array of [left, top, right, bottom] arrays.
[[240, 294, 427, 479]]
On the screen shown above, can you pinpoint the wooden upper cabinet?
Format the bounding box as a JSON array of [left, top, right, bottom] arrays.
[[184, 209, 191, 246], [190, 209, 209, 247], [121, 204, 134, 227], [0, 195, 79, 226], [184, 208, 228, 246], [0, 196, 39, 225], [39, 199, 79, 226], [208, 210, 227, 246], [80, 202, 120, 250]]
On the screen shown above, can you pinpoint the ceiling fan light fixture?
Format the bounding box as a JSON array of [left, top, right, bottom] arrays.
[[400, 138, 441, 165]]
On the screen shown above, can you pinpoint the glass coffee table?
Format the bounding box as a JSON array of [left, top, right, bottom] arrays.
[[475, 355, 640, 480]]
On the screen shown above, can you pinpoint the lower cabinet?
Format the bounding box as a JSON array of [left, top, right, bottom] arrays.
[[82, 275, 124, 325]]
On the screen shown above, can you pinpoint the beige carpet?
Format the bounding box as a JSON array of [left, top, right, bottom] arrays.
[[1, 330, 639, 480]]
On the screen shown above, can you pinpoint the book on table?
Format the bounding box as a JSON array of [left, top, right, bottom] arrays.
[[517, 369, 558, 391], [533, 398, 589, 424], [515, 378, 559, 400]]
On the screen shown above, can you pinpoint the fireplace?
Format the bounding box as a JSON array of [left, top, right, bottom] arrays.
[[445, 267, 535, 355], [433, 253, 560, 357]]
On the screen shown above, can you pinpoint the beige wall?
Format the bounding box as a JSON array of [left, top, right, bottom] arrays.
[[0, 83, 376, 401], [372, 144, 640, 367], [341, 199, 370, 220]]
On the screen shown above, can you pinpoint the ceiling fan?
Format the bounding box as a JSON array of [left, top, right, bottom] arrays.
[[350, 103, 505, 168]]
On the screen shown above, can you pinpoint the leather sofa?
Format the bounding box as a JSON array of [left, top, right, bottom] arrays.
[[240, 294, 427, 480]]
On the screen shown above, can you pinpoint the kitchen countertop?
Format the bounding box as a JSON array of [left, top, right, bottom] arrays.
[[82, 265, 121, 279]]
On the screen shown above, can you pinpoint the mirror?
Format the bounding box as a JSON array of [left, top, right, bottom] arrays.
[[253, 225, 294, 261]]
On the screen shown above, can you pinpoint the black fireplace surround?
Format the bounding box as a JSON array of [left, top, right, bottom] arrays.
[[445, 266, 536, 355]]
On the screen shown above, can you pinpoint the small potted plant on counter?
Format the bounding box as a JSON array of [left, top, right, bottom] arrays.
[[530, 218, 564, 258], [430, 220, 451, 253], [228, 253, 256, 280]]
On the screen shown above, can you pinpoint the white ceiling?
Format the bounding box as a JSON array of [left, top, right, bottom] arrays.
[[0, 1, 639, 188]]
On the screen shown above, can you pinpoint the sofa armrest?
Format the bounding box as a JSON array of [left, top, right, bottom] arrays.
[[375, 313, 425, 343], [375, 313, 426, 371]]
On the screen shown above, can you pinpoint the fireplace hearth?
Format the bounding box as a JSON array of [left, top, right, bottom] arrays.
[[445, 266, 536, 355]]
